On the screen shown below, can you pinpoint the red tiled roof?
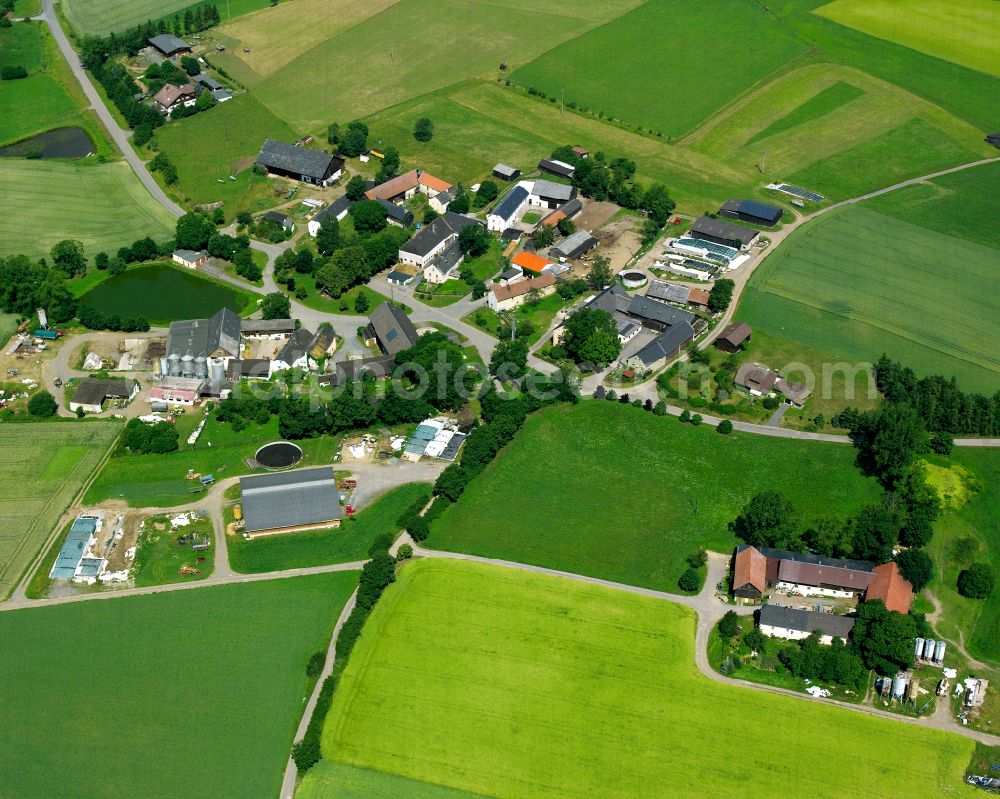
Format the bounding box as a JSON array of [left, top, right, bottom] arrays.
[[490, 273, 555, 303], [365, 169, 420, 200], [541, 210, 566, 227], [778, 559, 875, 592], [418, 172, 452, 193], [866, 562, 913, 614], [733, 546, 767, 595], [512, 251, 554, 273], [688, 288, 711, 306]]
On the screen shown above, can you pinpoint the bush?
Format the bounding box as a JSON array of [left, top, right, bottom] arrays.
[[28, 390, 57, 417], [396, 543, 413, 560], [1, 65, 28, 80], [368, 533, 394, 557], [762, 396, 780, 410], [929, 430, 953, 456], [958, 563, 995, 599], [717, 419, 733, 435], [306, 651, 325, 678], [718, 610, 739, 639], [678, 568, 700, 592], [691, 414, 703, 426]]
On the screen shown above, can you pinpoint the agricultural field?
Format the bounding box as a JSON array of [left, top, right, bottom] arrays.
[[316, 558, 977, 798], [252, 0, 646, 132], [0, 161, 176, 260], [228, 482, 429, 573], [152, 94, 297, 218], [925, 448, 1000, 667], [512, 0, 807, 138], [815, 0, 1000, 77], [299, 761, 482, 799], [61, 0, 272, 35], [738, 183, 1000, 393], [0, 422, 120, 600], [0, 572, 358, 798], [427, 402, 881, 591]]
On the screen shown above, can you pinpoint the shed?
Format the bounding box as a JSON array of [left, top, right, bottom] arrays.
[[538, 159, 575, 178], [69, 378, 138, 413], [550, 230, 598, 260], [148, 34, 192, 56], [715, 323, 751, 353], [492, 163, 521, 180], [172, 249, 207, 269]]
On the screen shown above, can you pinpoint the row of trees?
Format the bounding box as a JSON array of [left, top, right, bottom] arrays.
[[79, 4, 221, 68]]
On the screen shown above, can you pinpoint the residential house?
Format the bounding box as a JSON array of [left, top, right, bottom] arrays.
[[758, 605, 856, 646], [689, 216, 759, 249], [538, 159, 575, 179], [719, 199, 782, 227], [428, 186, 460, 214], [364, 169, 452, 203], [423, 241, 465, 285], [256, 139, 344, 187], [240, 466, 342, 537], [307, 195, 352, 236], [487, 185, 529, 232], [172, 249, 207, 269], [154, 83, 196, 113], [270, 328, 315, 372], [377, 198, 414, 228], [511, 251, 554, 275], [487, 273, 556, 312], [69, 378, 138, 413], [148, 34, 192, 57], [398, 211, 481, 269], [492, 163, 521, 181], [735, 362, 811, 406], [550, 230, 598, 260], [715, 322, 751, 353], [528, 179, 575, 209], [366, 302, 419, 356], [622, 322, 695, 373]]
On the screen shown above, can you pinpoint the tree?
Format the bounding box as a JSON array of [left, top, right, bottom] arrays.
[[354, 291, 370, 314], [717, 419, 733, 435], [350, 200, 388, 235], [851, 403, 928, 488], [958, 563, 995, 599], [458, 224, 491, 257], [929, 429, 953, 456], [448, 192, 470, 214], [489, 338, 529, 380], [94, 252, 110, 270], [413, 117, 434, 142], [261, 292, 291, 320], [561, 307, 621, 366], [708, 279, 735, 313], [642, 183, 675, 226], [895, 465, 940, 548], [475, 180, 498, 207], [802, 516, 853, 558], [375, 145, 400, 183], [326, 122, 340, 146], [557, 217, 576, 236], [852, 600, 917, 674], [315, 216, 340, 256], [532, 225, 555, 249], [586, 255, 613, 290], [718, 610, 739, 639], [28, 390, 57, 417], [848, 502, 901, 563], [195, 89, 215, 112], [345, 174, 367, 201], [895, 549, 933, 592], [678, 568, 700, 592], [434, 464, 469, 502], [729, 491, 800, 550], [50, 240, 87, 277], [175, 212, 214, 251], [339, 120, 368, 157], [180, 55, 200, 75]]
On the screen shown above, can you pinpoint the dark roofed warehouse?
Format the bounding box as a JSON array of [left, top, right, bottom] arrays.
[[689, 216, 759, 249], [240, 466, 342, 536], [256, 139, 344, 187], [719, 199, 783, 227]]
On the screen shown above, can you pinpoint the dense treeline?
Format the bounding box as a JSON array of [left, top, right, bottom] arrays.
[[94, 59, 164, 131], [121, 418, 179, 453], [79, 4, 221, 68]]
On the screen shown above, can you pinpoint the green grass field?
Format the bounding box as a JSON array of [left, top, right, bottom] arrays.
[[254, 0, 644, 132], [153, 93, 297, 218], [0, 160, 176, 259], [229, 483, 429, 573], [61, 0, 273, 35], [428, 402, 880, 591], [0, 22, 44, 72], [925, 449, 1000, 666], [316, 559, 976, 798], [738, 199, 1000, 393], [0, 572, 357, 798], [815, 0, 1000, 77], [512, 0, 807, 138], [746, 81, 864, 145], [0, 422, 120, 600], [300, 761, 482, 799]]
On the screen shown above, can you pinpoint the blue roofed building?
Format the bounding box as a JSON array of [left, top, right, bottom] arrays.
[[49, 517, 99, 580]]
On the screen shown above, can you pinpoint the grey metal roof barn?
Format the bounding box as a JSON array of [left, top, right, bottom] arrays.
[[531, 179, 574, 203], [167, 307, 241, 359], [256, 139, 344, 183], [368, 302, 419, 356], [71, 378, 136, 408], [148, 34, 191, 55], [689, 216, 759, 248], [241, 318, 295, 335], [275, 327, 314, 366], [646, 280, 692, 306], [629, 321, 695, 367], [759, 605, 856, 640], [537, 159, 575, 178], [240, 466, 342, 534], [550, 230, 597, 259], [628, 295, 695, 329], [719, 199, 782, 227], [493, 163, 520, 180]]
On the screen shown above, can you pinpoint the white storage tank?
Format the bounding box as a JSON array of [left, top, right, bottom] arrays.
[[180, 353, 195, 378], [891, 674, 907, 699], [209, 359, 226, 382], [924, 638, 936, 660], [915, 637, 924, 659], [935, 640, 946, 663]]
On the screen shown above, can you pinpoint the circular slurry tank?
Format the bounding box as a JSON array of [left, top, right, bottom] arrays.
[[255, 441, 303, 470], [620, 270, 647, 289]]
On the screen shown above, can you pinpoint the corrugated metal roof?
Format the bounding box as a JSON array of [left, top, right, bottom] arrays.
[[240, 467, 342, 533]]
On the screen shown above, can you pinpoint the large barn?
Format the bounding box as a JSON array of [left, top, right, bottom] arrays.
[[689, 216, 759, 250], [718, 199, 783, 227], [240, 467, 342, 536], [256, 140, 344, 187]]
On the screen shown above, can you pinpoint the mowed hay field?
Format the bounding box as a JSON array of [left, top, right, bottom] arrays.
[[300, 761, 482, 799], [61, 0, 272, 34], [512, 0, 807, 138], [0, 573, 358, 798], [0, 161, 176, 259], [815, 0, 1000, 77], [0, 422, 120, 600], [684, 61, 991, 201], [315, 559, 977, 799], [427, 402, 880, 591], [738, 200, 1000, 393], [253, 0, 645, 131]]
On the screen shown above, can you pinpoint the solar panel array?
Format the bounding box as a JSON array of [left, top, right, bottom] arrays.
[[774, 183, 824, 203]]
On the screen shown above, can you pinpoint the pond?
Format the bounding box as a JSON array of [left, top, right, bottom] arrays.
[[80, 265, 255, 323], [0, 127, 95, 159]]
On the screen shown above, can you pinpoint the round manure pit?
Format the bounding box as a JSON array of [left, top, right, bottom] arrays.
[[255, 441, 303, 469], [620, 270, 647, 289]]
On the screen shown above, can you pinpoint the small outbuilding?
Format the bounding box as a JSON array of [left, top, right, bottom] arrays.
[[550, 230, 598, 260], [70, 378, 138, 413], [538, 159, 575, 179], [172, 249, 207, 269], [715, 322, 752, 353], [263, 210, 295, 231], [492, 163, 521, 181]]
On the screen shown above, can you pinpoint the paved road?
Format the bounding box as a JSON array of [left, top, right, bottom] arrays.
[[40, 0, 185, 218]]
